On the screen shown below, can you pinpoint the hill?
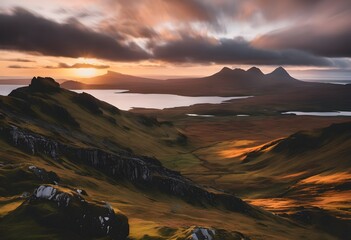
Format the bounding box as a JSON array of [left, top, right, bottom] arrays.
[[191, 121, 351, 217], [0, 77, 340, 239]]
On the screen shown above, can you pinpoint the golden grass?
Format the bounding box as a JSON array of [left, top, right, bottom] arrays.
[[299, 172, 351, 185]]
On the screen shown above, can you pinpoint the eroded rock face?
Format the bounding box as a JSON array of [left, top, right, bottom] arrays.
[[6, 125, 59, 159], [186, 227, 251, 240], [0, 125, 253, 215], [191, 227, 216, 240], [28, 165, 60, 184], [29, 77, 60, 92], [30, 185, 129, 240]]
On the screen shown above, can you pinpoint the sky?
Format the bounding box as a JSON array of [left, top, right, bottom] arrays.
[[0, 0, 351, 80]]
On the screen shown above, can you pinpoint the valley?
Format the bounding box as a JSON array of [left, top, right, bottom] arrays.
[[0, 72, 350, 239]]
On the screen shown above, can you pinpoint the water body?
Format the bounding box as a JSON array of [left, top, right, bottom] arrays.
[[0, 85, 252, 110], [75, 90, 252, 110], [186, 114, 251, 118], [0, 85, 25, 96], [186, 114, 215, 117], [282, 111, 351, 117], [302, 79, 351, 85]]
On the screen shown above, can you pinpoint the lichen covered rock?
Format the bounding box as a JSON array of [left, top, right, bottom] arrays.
[[186, 226, 250, 240], [29, 185, 129, 239]]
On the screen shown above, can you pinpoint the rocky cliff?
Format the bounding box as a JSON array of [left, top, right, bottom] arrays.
[[0, 124, 254, 215]]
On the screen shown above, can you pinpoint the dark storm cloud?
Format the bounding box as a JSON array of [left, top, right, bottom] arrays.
[[45, 62, 109, 69], [252, 19, 351, 58], [250, 0, 351, 58], [0, 8, 149, 61], [101, 0, 329, 34], [98, 0, 351, 60], [1, 3, 350, 67], [152, 36, 344, 67]]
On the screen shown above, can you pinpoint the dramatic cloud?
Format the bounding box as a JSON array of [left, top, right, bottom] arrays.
[[152, 36, 343, 67], [0, 8, 149, 61], [8, 64, 35, 69], [250, 0, 351, 58], [252, 17, 351, 58], [109, 0, 220, 28], [45, 62, 109, 69], [0, 58, 35, 62], [0, 2, 350, 68]]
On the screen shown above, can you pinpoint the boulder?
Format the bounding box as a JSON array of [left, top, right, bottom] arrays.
[[29, 185, 129, 239]]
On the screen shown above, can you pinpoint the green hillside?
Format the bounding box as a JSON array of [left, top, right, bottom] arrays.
[[0, 77, 348, 239]]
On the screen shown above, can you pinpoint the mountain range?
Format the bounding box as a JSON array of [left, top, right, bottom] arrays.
[[61, 66, 306, 96]]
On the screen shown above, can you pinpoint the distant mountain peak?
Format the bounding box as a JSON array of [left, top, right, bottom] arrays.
[[219, 67, 232, 73], [211, 67, 233, 77], [247, 66, 263, 75], [106, 70, 122, 75], [266, 66, 297, 82], [271, 66, 290, 76]]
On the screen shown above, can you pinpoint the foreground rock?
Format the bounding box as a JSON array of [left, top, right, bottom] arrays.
[[0, 162, 60, 196], [185, 226, 251, 240], [27, 185, 129, 239], [28, 165, 60, 184]]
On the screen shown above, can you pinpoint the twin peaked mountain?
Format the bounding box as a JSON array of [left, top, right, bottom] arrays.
[[61, 66, 302, 96]]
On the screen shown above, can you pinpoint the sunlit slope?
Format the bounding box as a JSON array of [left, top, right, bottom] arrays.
[[0, 77, 197, 168], [0, 77, 342, 239], [242, 122, 351, 190], [193, 121, 351, 218], [0, 138, 338, 240]]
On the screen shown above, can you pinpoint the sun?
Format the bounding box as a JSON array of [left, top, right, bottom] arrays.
[[75, 68, 97, 78]]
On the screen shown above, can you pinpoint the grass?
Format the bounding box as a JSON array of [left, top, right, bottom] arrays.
[[0, 138, 338, 239], [0, 83, 349, 239]]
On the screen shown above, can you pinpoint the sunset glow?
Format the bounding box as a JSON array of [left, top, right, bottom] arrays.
[[0, 0, 350, 81], [75, 68, 98, 78]]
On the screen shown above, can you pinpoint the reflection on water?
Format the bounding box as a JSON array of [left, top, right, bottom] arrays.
[[187, 114, 214, 117], [74, 89, 252, 110], [0, 85, 253, 110], [282, 111, 351, 117], [0, 85, 25, 96]]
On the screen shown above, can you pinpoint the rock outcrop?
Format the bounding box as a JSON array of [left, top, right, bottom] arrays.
[[0, 124, 255, 215], [28, 165, 60, 184], [26, 185, 129, 239], [186, 226, 251, 240], [0, 162, 60, 196], [29, 77, 60, 92]]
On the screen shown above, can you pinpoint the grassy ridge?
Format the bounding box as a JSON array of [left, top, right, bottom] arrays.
[[0, 80, 343, 239]]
